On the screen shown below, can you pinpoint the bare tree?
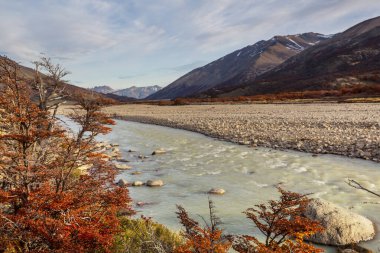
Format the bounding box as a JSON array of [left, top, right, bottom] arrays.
[[32, 57, 70, 120]]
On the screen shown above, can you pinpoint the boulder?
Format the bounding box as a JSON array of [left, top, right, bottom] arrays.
[[132, 181, 144, 186], [117, 179, 128, 187], [208, 188, 225, 195], [152, 149, 166, 155], [114, 163, 132, 170], [337, 245, 373, 253], [146, 179, 164, 187], [303, 199, 375, 246]]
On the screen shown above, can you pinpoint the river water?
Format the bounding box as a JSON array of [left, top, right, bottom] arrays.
[[97, 119, 380, 251]]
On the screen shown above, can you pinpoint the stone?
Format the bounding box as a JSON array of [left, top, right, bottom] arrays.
[[132, 181, 144, 186], [208, 188, 225, 195], [146, 179, 164, 187], [337, 245, 373, 253], [338, 250, 358, 253], [114, 163, 132, 170], [152, 149, 166, 155], [117, 179, 128, 187], [117, 158, 130, 163], [303, 199, 375, 246]]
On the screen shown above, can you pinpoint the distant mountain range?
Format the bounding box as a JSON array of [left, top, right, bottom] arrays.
[[148, 16, 380, 100], [91, 85, 162, 99]]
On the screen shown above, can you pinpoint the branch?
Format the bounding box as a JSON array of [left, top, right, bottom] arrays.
[[347, 179, 380, 198]]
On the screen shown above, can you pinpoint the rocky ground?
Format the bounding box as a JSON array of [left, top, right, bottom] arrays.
[[61, 103, 380, 162]]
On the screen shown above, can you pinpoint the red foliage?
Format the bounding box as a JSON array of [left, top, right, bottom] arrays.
[[175, 200, 232, 253], [0, 57, 132, 252], [232, 187, 323, 253]]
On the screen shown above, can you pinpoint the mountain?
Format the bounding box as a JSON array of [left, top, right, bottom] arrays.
[[91, 85, 161, 99], [215, 16, 380, 97], [113, 85, 162, 99], [91, 85, 115, 94], [148, 33, 329, 100]]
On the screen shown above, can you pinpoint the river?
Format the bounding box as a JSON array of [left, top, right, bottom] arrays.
[[96, 119, 380, 251]]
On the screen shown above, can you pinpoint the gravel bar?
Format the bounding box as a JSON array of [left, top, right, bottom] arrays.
[[101, 103, 380, 162]]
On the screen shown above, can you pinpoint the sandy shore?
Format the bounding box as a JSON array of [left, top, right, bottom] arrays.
[[61, 103, 380, 162]]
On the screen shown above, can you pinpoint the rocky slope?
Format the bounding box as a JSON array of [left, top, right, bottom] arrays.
[[148, 33, 328, 100], [216, 16, 380, 97]]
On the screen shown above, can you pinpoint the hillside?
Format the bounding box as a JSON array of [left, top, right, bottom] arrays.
[[0, 56, 113, 102], [215, 16, 380, 97], [148, 33, 328, 100]]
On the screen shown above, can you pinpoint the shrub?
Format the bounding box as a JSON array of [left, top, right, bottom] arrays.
[[113, 217, 183, 253], [175, 200, 232, 253], [232, 187, 324, 253]]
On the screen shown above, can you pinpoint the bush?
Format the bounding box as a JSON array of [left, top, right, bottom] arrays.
[[113, 217, 183, 253]]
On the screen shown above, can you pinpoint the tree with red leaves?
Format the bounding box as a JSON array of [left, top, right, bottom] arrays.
[[0, 56, 132, 252], [175, 199, 232, 253], [232, 187, 323, 253]]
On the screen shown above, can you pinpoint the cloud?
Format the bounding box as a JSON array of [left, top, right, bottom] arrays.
[[164, 61, 207, 72], [0, 0, 379, 88], [118, 73, 147, 80]]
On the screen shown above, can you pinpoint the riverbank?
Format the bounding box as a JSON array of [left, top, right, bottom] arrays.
[[59, 103, 380, 162]]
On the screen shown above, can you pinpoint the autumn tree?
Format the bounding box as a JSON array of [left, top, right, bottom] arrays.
[[175, 199, 232, 253], [0, 56, 132, 252], [232, 187, 323, 253]]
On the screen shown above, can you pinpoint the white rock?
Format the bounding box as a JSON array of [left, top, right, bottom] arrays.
[[132, 181, 144, 186], [208, 188, 225, 195], [114, 163, 132, 170], [304, 198, 375, 246], [152, 149, 166, 155], [146, 179, 164, 187]]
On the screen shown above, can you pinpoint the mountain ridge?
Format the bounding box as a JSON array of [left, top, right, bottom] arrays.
[[213, 16, 380, 97], [148, 32, 329, 100]]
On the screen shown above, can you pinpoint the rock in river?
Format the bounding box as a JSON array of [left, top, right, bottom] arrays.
[[114, 163, 132, 170], [132, 181, 144, 186], [208, 188, 225, 195], [303, 198, 375, 246], [117, 179, 128, 187], [146, 179, 164, 187], [152, 149, 166, 155]]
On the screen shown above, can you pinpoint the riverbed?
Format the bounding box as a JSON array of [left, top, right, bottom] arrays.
[[97, 119, 380, 251]]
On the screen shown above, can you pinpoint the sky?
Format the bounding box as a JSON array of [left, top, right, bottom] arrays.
[[0, 0, 379, 89]]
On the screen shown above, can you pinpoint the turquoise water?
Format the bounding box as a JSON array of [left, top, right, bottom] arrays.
[[95, 119, 380, 251]]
